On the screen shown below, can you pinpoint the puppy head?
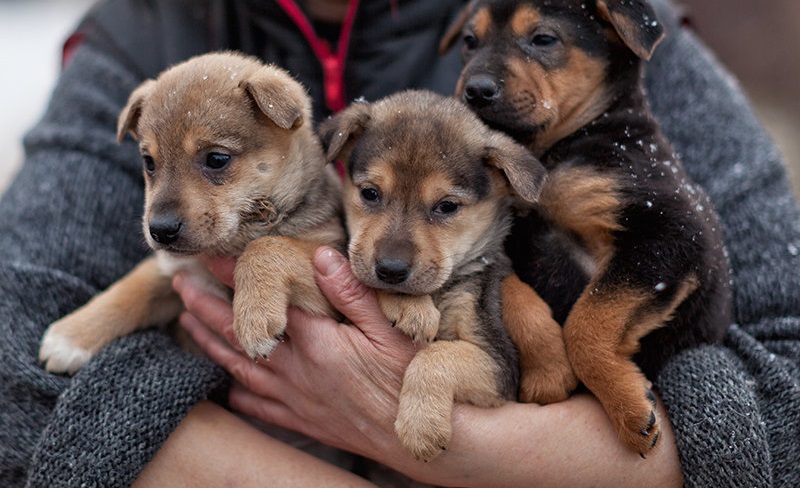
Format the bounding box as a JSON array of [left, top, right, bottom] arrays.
[[320, 90, 545, 295], [440, 0, 665, 153], [118, 51, 323, 255]]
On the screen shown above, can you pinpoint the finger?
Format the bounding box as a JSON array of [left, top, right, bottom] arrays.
[[312, 246, 393, 334], [180, 312, 279, 398], [198, 255, 236, 288], [173, 272, 237, 346]]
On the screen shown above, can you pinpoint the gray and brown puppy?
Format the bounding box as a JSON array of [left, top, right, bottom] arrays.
[[40, 52, 344, 372], [320, 89, 561, 462]]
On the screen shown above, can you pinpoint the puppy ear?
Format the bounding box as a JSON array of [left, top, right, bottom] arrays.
[[318, 102, 371, 164], [240, 66, 309, 130], [438, 0, 479, 54], [117, 79, 156, 143], [596, 0, 665, 60], [484, 132, 547, 205]]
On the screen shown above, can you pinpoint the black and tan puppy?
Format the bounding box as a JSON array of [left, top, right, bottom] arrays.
[[442, 0, 732, 455], [320, 90, 561, 462], [39, 52, 344, 373]]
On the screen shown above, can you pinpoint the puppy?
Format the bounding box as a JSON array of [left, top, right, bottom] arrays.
[[442, 0, 733, 455], [39, 52, 344, 373], [320, 89, 559, 462]]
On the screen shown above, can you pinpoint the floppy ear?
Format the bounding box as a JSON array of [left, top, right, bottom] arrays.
[[318, 102, 372, 164], [596, 0, 665, 60], [117, 79, 156, 142], [484, 132, 547, 205], [240, 65, 309, 130], [438, 0, 479, 54]]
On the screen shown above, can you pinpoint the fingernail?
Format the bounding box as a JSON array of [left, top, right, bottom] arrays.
[[315, 247, 345, 277], [172, 272, 185, 292]]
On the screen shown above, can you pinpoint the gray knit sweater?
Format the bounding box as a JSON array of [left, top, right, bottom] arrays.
[[1, 0, 798, 486]]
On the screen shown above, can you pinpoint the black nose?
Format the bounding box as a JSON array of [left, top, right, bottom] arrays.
[[375, 258, 411, 285], [463, 74, 500, 108], [149, 216, 183, 245]]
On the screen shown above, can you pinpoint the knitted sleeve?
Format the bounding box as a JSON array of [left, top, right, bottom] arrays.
[[644, 11, 800, 487], [0, 40, 227, 488]]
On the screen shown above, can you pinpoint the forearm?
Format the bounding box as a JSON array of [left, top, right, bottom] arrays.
[[384, 394, 682, 488], [134, 401, 377, 488]]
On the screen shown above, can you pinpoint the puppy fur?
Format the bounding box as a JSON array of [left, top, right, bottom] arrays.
[[442, 0, 733, 455], [39, 52, 344, 372], [320, 90, 567, 461]]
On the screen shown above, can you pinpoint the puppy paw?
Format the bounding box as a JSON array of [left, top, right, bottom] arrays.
[[232, 297, 287, 360], [518, 361, 578, 404], [39, 319, 97, 374], [613, 388, 661, 456], [378, 292, 440, 342], [395, 398, 452, 462]]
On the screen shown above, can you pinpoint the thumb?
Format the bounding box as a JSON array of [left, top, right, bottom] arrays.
[[313, 246, 393, 334]]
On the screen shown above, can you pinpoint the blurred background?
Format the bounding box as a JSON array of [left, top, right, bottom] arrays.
[[0, 0, 798, 192]]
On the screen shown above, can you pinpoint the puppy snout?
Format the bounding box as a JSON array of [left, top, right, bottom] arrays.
[[375, 258, 411, 285], [148, 215, 184, 245], [463, 74, 501, 108]]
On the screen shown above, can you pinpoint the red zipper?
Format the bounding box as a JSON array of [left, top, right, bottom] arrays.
[[274, 0, 360, 113]]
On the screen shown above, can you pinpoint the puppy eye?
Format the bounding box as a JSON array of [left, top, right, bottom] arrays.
[[463, 33, 479, 50], [532, 34, 559, 47], [433, 200, 460, 216], [205, 152, 231, 171], [142, 155, 155, 175], [360, 187, 381, 204]]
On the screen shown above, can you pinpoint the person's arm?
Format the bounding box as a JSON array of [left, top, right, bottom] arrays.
[[175, 248, 684, 487], [642, 4, 800, 486], [0, 37, 228, 487], [133, 401, 377, 488]]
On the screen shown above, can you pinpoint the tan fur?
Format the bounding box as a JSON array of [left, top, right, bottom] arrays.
[[510, 5, 541, 37], [539, 166, 624, 267], [501, 274, 577, 403], [505, 52, 610, 157], [40, 52, 343, 372], [564, 274, 699, 453]]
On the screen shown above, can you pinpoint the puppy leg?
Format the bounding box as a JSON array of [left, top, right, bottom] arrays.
[[501, 274, 577, 404], [564, 276, 697, 455], [40, 256, 182, 374], [233, 235, 337, 359], [395, 339, 505, 462], [377, 291, 440, 343]]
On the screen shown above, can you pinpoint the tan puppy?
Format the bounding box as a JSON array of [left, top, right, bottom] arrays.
[[39, 52, 344, 373], [320, 90, 561, 462]]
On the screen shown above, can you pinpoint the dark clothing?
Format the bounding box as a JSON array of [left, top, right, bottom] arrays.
[[1, 0, 798, 486]]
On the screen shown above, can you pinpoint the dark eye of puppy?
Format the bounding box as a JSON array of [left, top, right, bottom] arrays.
[[462, 32, 479, 51], [433, 200, 460, 217], [142, 155, 155, 175], [205, 152, 231, 171], [531, 33, 559, 47], [360, 187, 381, 205]]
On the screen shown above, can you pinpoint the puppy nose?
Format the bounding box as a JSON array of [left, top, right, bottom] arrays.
[[149, 216, 183, 245], [463, 74, 500, 107], [375, 258, 411, 285]]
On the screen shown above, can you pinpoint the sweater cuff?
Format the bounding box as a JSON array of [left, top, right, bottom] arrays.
[[27, 331, 227, 488], [656, 330, 772, 487]]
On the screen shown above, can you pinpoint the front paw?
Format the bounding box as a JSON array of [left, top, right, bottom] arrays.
[[232, 294, 288, 359], [378, 293, 440, 342], [518, 357, 578, 404], [395, 395, 452, 462], [612, 388, 662, 456], [39, 318, 98, 374]]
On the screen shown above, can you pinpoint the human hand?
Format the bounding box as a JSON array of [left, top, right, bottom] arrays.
[[175, 249, 683, 487], [175, 248, 419, 460]]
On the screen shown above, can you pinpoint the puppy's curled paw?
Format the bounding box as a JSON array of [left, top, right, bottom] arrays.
[[39, 327, 94, 374], [379, 293, 440, 343], [395, 397, 452, 462]]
